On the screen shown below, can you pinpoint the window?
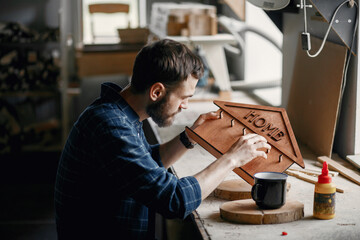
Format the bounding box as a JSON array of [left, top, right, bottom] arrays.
[[82, 0, 138, 44]]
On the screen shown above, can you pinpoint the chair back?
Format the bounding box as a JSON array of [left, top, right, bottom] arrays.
[[88, 3, 130, 43]]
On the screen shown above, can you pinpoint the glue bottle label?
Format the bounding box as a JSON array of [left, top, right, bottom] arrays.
[[314, 192, 335, 215]]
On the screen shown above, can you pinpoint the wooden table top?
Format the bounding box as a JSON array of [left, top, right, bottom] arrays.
[[150, 96, 360, 240]]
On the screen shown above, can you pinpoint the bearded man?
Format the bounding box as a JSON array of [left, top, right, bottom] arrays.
[[54, 39, 270, 240]]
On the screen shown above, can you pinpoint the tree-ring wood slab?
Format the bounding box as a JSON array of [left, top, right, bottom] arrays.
[[214, 179, 291, 201], [214, 179, 252, 200], [220, 199, 304, 224]]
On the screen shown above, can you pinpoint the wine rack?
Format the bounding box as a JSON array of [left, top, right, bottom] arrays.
[[0, 22, 62, 155]]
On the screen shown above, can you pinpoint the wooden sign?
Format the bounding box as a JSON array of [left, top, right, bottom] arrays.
[[186, 100, 305, 185]]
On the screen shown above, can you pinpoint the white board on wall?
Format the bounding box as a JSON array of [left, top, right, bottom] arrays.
[[282, 10, 360, 158]]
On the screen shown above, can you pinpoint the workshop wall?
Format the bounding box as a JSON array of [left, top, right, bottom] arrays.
[[0, 0, 60, 31], [282, 3, 359, 158]]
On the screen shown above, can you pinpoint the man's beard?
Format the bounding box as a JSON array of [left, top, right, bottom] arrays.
[[146, 95, 180, 127]]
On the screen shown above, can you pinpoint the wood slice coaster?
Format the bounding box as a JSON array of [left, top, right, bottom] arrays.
[[214, 179, 252, 200], [214, 179, 291, 201], [220, 199, 304, 224]]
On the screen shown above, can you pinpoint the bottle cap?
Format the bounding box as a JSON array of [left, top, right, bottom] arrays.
[[318, 161, 332, 183]]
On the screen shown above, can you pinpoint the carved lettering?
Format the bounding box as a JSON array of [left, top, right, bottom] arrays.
[[268, 128, 279, 137], [244, 111, 259, 123], [254, 118, 267, 128], [244, 111, 255, 119], [271, 131, 285, 141], [242, 111, 285, 141], [261, 123, 278, 135]]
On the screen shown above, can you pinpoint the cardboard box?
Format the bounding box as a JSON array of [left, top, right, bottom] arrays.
[[150, 3, 217, 36], [187, 14, 217, 36], [76, 51, 137, 77], [117, 28, 149, 44], [167, 16, 187, 36]]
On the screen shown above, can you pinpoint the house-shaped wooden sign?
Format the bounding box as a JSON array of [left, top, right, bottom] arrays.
[[186, 100, 305, 185]]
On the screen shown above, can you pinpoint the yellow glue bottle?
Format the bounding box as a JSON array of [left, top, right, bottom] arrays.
[[313, 161, 336, 219]]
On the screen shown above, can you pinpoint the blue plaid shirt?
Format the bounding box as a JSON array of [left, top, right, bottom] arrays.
[[55, 82, 202, 239]]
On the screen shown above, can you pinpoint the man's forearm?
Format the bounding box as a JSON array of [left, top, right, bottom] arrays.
[[194, 155, 235, 200], [159, 134, 237, 199], [159, 133, 189, 169]]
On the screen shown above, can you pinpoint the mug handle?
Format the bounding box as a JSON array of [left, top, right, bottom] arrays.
[[251, 183, 263, 202]]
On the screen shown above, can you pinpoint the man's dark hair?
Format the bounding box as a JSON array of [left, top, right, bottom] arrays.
[[130, 39, 204, 93]]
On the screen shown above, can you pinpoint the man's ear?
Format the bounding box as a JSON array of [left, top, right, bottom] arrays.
[[149, 82, 166, 101]]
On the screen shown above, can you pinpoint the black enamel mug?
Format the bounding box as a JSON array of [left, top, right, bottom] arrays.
[[251, 172, 288, 209]]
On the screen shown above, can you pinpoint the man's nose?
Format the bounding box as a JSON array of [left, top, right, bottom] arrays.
[[180, 99, 188, 109]]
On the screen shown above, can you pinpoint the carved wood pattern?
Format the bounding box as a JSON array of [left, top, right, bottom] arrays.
[[186, 101, 305, 185]]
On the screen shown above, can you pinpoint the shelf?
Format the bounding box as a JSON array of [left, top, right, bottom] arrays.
[[0, 41, 60, 51], [66, 87, 81, 96], [21, 143, 63, 153], [0, 90, 60, 97], [0, 21, 64, 156], [79, 43, 143, 53]]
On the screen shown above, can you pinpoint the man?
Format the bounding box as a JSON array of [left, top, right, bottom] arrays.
[[55, 39, 270, 239]]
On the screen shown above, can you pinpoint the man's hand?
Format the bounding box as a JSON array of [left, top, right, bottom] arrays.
[[190, 112, 271, 166], [225, 133, 271, 168], [194, 133, 271, 200], [190, 111, 219, 130]]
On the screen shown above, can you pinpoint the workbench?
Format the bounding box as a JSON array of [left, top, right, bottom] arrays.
[[149, 95, 360, 240]]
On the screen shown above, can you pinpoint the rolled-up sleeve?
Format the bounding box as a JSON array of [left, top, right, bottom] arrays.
[[176, 176, 202, 218], [150, 144, 163, 168], [93, 118, 202, 219]]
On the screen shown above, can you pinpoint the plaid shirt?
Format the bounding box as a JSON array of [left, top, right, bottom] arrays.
[[55, 82, 202, 240]]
